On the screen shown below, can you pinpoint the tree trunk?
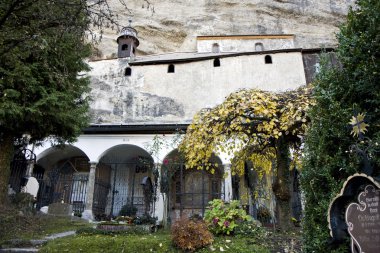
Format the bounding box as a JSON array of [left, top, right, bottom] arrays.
[[0, 132, 14, 204], [272, 137, 293, 231]]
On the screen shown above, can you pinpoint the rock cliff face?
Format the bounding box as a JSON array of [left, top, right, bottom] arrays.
[[94, 0, 354, 58]]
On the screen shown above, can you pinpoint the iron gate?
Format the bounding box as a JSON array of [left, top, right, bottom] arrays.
[[36, 159, 89, 214], [9, 148, 36, 193]]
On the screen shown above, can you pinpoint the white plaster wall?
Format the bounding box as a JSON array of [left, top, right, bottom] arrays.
[[89, 51, 306, 124], [196, 38, 295, 52], [33, 133, 232, 221]]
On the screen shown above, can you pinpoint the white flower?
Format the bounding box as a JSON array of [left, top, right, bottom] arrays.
[[220, 246, 225, 251], [159, 243, 162, 247], [225, 240, 231, 243]]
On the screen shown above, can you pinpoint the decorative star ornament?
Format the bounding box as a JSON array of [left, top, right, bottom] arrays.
[[349, 112, 369, 137]]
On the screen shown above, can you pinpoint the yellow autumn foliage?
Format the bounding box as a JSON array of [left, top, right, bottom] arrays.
[[179, 86, 312, 175]]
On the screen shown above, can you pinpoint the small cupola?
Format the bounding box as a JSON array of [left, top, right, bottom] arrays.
[[117, 20, 139, 59]]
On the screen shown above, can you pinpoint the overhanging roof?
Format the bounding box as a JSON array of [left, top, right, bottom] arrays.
[[83, 124, 189, 134], [129, 48, 303, 66]]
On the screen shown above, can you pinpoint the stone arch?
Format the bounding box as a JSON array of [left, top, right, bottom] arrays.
[[161, 149, 224, 220], [35, 145, 90, 213], [98, 144, 154, 216]]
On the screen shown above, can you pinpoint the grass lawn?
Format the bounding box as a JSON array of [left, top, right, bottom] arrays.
[[0, 205, 91, 246], [1, 203, 301, 252], [39, 231, 270, 253]]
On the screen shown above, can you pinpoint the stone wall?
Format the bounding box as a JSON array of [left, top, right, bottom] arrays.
[[88, 51, 306, 124], [94, 0, 354, 58]]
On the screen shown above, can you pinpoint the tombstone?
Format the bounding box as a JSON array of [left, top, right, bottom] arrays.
[[40, 206, 49, 214], [346, 185, 380, 253], [48, 202, 73, 216], [328, 173, 380, 252], [81, 209, 94, 221], [21, 176, 39, 198]]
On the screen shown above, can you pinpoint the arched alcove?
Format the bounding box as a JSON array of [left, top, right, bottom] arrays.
[[35, 145, 90, 214], [98, 144, 154, 216], [161, 149, 224, 220]]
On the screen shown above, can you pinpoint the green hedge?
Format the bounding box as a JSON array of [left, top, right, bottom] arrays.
[[301, 0, 380, 252]]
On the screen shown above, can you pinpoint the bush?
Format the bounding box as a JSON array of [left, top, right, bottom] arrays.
[[301, 0, 380, 251], [119, 204, 137, 217], [234, 220, 266, 238], [134, 214, 157, 225], [171, 218, 213, 252], [204, 199, 250, 235]]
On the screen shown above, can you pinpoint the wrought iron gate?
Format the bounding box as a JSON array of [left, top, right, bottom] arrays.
[[9, 148, 36, 193], [102, 161, 154, 217], [166, 162, 225, 220], [36, 159, 89, 214]]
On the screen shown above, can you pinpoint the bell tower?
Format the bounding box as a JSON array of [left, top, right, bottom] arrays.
[[117, 20, 139, 59]]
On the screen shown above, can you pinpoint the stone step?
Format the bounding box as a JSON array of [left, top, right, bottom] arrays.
[[0, 230, 76, 253], [0, 248, 38, 253]]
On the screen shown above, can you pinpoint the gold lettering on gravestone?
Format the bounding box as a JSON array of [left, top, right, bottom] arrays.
[[346, 185, 380, 253]]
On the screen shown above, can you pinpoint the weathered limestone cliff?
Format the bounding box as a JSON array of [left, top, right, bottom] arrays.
[[94, 0, 354, 58]]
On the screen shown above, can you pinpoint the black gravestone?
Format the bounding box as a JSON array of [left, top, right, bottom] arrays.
[[346, 184, 380, 253], [328, 173, 379, 244]]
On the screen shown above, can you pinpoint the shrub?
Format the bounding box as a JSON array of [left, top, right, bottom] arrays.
[[234, 220, 266, 238], [171, 218, 213, 252], [301, 0, 380, 252], [119, 203, 137, 217], [133, 213, 157, 225], [204, 199, 250, 235]]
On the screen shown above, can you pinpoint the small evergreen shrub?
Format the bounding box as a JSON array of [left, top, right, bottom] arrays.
[[171, 218, 213, 252], [204, 199, 250, 235], [119, 203, 137, 217]]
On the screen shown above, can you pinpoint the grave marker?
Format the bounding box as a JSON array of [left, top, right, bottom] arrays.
[[346, 184, 380, 253]]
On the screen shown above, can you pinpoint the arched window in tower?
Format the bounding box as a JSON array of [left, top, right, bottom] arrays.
[[125, 67, 132, 76], [121, 44, 128, 51], [212, 43, 220, 53], [255, 42, 264, 51], [265, 55, 273, 64], [213, 58, 221, 67], [168, 64, 175, 73]]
